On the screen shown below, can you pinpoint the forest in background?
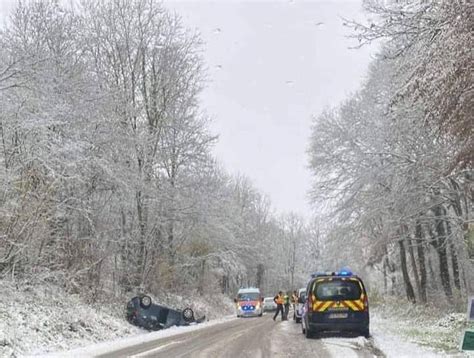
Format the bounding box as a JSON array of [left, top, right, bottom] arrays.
[[0, 0, 472, 312], [0, 0, 316, 301]]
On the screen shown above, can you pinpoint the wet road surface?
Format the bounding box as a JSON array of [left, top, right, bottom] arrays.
[[98, 313, 385, 357]]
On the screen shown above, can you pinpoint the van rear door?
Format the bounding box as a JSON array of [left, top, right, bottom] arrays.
[[311, 278, 366, 323]]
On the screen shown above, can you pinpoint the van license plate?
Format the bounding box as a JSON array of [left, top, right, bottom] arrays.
[[329, 313, 348, 319]]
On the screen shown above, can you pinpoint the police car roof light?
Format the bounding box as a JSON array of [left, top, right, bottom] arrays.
[[337, 268, 353, 276]]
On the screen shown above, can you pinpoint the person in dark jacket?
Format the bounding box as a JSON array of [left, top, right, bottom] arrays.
[[273, 291, 284, 321]]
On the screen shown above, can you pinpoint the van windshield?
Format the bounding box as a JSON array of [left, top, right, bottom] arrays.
[[313, 280, 361, 301], [238, 292, 259, 301]]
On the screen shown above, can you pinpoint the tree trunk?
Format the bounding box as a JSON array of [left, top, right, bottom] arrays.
[[408, 238, 421, 302], [399, 239, 416, 303], [256, 263, 264, 289], [290, 240, 296, 289], [433, 205, 453, 301], [167, 222, 175, 264], [445, 221, 461, 291], [136, 189, 147, 287], [385, 256, 397, 295], [221, 275, 229, 294], [415, 222, 427, 303], [383, 256, 388, 294], [436, 242, 453, 301], [198, 259, 206, 295], [427, 252, 438, 291], [119, 209, 132, 292]]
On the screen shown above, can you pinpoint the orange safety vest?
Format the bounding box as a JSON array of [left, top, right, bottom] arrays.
[[275, 294, 284, 305]]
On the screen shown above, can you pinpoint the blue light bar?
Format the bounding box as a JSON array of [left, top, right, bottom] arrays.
[[337, 267, 353, 276], [311, 269, 355, 278]]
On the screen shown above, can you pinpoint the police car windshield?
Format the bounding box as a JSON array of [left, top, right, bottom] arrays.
[[238, 293, 259, 300], [314, 280, 361, 301]]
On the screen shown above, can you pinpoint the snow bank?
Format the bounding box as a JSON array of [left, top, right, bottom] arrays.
[[0, 279, 235, 357], [371, 319, 445, 358], [42, 315, 237, 357], [372, 298, 470, 356], [0, 280, 142, 357], [146, 289, 235, 321]]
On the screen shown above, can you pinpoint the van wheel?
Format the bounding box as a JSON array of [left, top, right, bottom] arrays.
[[305, 327, 313, 339], [361, 327, 370, 338]]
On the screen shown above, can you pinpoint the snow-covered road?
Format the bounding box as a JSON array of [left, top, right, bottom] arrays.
[[48, 312, 453, 357]]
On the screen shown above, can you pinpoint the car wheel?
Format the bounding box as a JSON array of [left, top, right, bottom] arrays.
[[182, 307, 195, 323], [140, 295, 152, 309], [305, 327, 313, 339]]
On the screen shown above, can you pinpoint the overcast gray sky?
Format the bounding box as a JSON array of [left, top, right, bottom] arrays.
[[0, 0, 377, 218], [165, 0, 377, 217]]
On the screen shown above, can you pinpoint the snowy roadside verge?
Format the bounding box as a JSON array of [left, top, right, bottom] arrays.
[[371, 298, 471, 357], [370, 317, 445, 357], [314, 318, 461, 357], [0, 279, 234, 357], [40, 315, 238, 357]]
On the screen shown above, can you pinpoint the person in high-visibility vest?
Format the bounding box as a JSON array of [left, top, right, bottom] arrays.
[[273, 291, 284, 321], [283, 293, 290, 320]]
